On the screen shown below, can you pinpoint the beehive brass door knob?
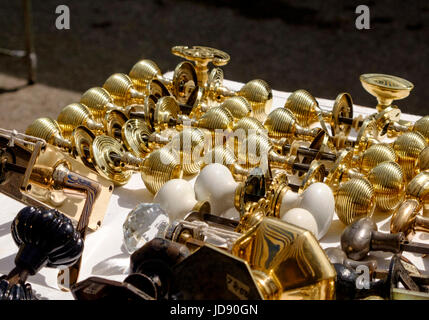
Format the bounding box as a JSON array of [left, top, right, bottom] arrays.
[[171, 46, 230, 87], [360, 73, 414, 112]]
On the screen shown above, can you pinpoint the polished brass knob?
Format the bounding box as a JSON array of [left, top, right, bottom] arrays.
[[335, 178, 376, 225], [80, 87, 124, 123], [392, 131, 428, 181], [413, 116, 429, 143], [129, 59, 171, 93], [264, 108, 321, 141], [219, 96, 252, 120], [201, 71, 272, 122], [57, 103, 105, 140], [354, 143, 397, 175], [171, 45, 230, 87], [91, 135, 182, 193], [390, 199, 429, 237], [360, 73, 414, 112], [103, 73, 148, 106], [25, 117, 72, 150], [165, 127, 207, 175], [326, 148, 405, 212], [283, 89, 321, 128]]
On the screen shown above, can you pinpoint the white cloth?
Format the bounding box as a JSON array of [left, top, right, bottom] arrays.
[[0, 74, 423, 300]]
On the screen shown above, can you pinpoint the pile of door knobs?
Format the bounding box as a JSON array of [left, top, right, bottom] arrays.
[[1, 45, 429, 300]]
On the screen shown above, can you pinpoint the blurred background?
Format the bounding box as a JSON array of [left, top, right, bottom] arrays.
[[0, 0, 427, 131]]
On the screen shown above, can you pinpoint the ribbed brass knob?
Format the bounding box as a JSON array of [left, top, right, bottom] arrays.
[[355, 143, 397, 175], [237, 79, 272, 122], [419, 146, 429, 172], [25, 117, 72, 150], [335, 178, 376, 225], [57, 103, 105, 140], [103, 73, 147, 106], [91, 135, 182, 193], [166, 127, 206, 175], [392, 131, 427, 181], [80, 87, 123, 123], [220, 96, 252, 120], [129, 59, 167, 92], [413, 116, 429, 143], [284, 89, 319, 127], [264, 108, 319, 141]]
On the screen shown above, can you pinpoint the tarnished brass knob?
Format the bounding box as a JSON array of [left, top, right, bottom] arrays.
[[80, 87, 124, 123], [57, 103, 105, 140], [335, 178, 376, 225], [171, 45, 230, 87], [91, 135, 182, 193], [25, 117, 72, 150], [103, 73, 148, 106], [360, 73, 414, 112], [392, 131, 428, 181]]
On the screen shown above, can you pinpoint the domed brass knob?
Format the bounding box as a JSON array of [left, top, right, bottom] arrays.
[[80, 87, 123, 123], [413, 116, 429, 143], [103, 73, 147, 106], [360, 73, 414, 112], [91, 135, 182, 193], [57, 103, 105, 140], [284, 89, 320, 128], [335, 178, 376, 225], [25, 117, 72, 150], [171, 45, 230, 87], [392, 131, 428, 181], [390, 199, 429, 237]]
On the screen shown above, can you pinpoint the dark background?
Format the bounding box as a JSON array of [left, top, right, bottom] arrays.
[[0, 0, 428, 116]]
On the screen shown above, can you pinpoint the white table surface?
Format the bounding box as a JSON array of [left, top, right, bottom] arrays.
[[0, 74, 424, 300]]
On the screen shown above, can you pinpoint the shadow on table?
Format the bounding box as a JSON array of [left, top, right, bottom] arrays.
[[114, 185, 154, 210], [0, 221, 11, 238], [91, 252, 130, 276]]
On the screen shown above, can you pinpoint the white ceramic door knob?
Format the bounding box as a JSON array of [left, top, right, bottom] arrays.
[[278, 189, 301, 218], [154, 179, 199, 222], [299, 182, 335, 240], [194, 163, 240, 219], [281, 208, 319, 237]]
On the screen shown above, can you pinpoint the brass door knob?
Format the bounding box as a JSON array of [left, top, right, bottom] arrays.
[[360, 73, 414, 112], [80, 87, 124, 123], [103, 73, 149, 106], [392, 131, 428, 181], [25, 117, 72, 150], [57, 103, 105, 140], [91, 135, 182, 193]]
